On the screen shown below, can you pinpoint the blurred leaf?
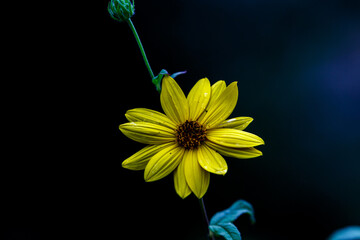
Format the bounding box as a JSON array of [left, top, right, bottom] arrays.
[[328, 226, 360, 240], [209, 222, 241, 240]]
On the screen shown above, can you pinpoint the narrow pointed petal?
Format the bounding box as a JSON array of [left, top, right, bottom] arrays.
[[174, 158, 192, 199], [119, 122, 175, 144], [187, 78, 211, 121], [216, 117, 253, 130], [200, 82, 238, 129], [208, 80, 227, 109], [144, 144, 185, 182], [184, 149, 210, 199], [207, 128, 264, 148], [122, 143, 173, 170], [198, 80, 226, 122], [125, 108, 177, 130], [197, 145, 228, 175], [160, 75, 189, 124], [205, 141, 263, 159]]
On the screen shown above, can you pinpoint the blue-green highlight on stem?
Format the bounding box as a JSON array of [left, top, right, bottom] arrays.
[[199, 198, 216, 240], [108, 0, 159, 92], [126, 19, 155, 80]]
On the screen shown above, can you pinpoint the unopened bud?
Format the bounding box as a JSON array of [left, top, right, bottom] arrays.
[[108, 0, 135, 23]]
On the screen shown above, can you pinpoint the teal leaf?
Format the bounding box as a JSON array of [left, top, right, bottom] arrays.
[[210, 200, 255, 225], [209, 222, 241, 240], [209, 200, 255, 240], [328, 226, 360, 240]]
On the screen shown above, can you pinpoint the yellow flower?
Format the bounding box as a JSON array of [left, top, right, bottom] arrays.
[[119, 76, 264, 199]]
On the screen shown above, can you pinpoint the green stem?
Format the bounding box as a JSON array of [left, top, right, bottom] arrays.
[[199, 198, 216, 240], [126, 19, 155, 80]]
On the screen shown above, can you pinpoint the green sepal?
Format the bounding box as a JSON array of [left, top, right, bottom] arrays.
[[170, 70, 187, 79], [209, 200, 255, 240], [152, 69, 187, 93], [152, 69, 169, 93]]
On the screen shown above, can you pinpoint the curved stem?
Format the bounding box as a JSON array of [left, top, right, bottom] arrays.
[[199, 198, 216, 240], [126, 19, 155, 80]]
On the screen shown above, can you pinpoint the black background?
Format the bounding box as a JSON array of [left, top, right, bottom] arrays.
[[3, 0, 360, 239]]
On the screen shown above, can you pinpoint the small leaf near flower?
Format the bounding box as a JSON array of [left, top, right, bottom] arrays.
[[210, 199, 255, 225], [209, 200, 255, 240], [209, 222, 241, 240]]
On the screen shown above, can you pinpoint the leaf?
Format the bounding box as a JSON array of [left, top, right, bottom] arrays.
[[210, 200, 255, 225], [209, 223, 241, 240], [209, 200, 255, 240], [328, 226, 360, 240]]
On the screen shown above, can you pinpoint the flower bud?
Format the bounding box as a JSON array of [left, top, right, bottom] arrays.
[[108, 0, 135, 23]]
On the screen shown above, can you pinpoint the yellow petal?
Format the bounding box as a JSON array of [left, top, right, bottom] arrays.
[[205, 141, 263, 159], [197, 145, 228, 175], [216, 117, 253, 130], [119, 122, 175, 144], [187, 78, 211, 121], [200, 82, 238, 129], [207, 80, 227, 109], [198, 80, 226, 122], [207, 128, 264, 148], [125, 108, 177, 130], [184, 149, 210, 199], [174, 158, 192, 199], [144, 144, 185, 182], [160, 75, 189, 124], [122, 143, 174, 170]]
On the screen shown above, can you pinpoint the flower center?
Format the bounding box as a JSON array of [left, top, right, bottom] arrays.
[[176, 120, 207, 150]]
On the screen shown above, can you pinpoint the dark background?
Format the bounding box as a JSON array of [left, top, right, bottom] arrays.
[[3, 0, 360, 239]]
